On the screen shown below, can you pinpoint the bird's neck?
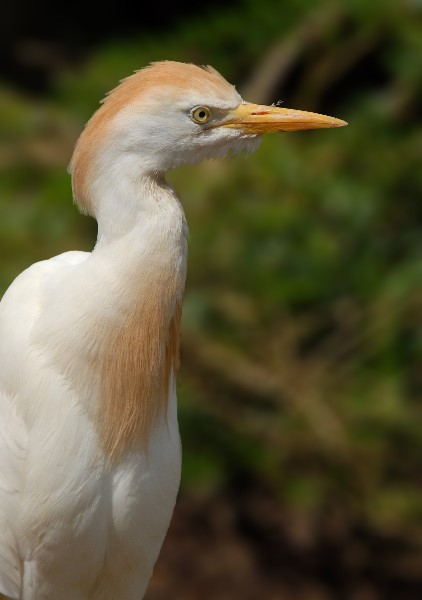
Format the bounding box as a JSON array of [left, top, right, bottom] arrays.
[[53, 172, 188, 460], [93, 173, 188, 459], [92, 167, 178, 241], [89, 170, 188, 307]]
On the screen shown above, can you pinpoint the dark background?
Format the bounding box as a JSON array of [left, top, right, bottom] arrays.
[[1, 1, 421, 598]]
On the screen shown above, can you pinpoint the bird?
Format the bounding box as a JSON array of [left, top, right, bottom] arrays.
[[0, 61, 346, 599]]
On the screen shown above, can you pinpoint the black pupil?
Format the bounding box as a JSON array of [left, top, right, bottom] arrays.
[[199, 111, 206, 119]]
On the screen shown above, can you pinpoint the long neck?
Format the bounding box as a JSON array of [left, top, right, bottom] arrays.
[[42, 172, 188, 461]]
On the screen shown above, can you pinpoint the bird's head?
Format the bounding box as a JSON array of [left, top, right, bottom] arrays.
[[70, 61, 346, 216]]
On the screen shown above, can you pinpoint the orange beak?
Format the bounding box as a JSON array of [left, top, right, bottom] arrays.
[[220, 102, 347, 133]]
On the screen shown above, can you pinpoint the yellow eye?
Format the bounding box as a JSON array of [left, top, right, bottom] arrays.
[[191, 106, 212, 124]]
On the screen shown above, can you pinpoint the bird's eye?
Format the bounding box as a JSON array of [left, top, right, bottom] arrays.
[[191, 106, 212, 124]]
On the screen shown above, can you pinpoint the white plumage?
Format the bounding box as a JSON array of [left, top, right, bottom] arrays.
[[0, 61, 345, 599]]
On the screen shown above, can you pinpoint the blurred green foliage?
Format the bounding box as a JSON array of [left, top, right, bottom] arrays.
[[0, 0, 421, 546]]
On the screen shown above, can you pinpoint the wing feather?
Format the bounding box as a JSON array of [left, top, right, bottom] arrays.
[[0, 251, 88, 597], [0, 391, 27, 598]]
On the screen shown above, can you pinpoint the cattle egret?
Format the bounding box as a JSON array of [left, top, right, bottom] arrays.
[[0, 61, 346, 599]]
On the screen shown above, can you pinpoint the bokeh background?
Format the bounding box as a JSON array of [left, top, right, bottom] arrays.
[[1, 1, 421, 598]]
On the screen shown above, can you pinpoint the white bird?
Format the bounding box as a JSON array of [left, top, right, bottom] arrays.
[[0, 61, 346, 600]]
